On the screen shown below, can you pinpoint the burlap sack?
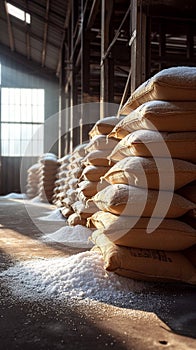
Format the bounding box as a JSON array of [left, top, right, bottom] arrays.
[[177, 181, 196, 203], [183, 245, 196, 267], [71, 143, 88, 159], [27, 163, 40, 173], [66, 188, 77, 202], [110, 100, 196, 139], [78, 179, 108, 197], [109, 130, 196, 163], [91, 184, 196, 218], [88, 211, 196, 250], [62, 197, 74, 207], [82, 150, 115, 166], [85, 135, 119, 152], [61, 206, 74, 218], [67, 213, 87, 227], [89, 116, 123, 138], [70, 167, 83, 179], [80, 165, 111, 182], [72, 200, 98, 219], [91, 232, 196, 284], [68, 178, 79, 189], [103, 157, 196, 191], [120, 66, 196, 114]]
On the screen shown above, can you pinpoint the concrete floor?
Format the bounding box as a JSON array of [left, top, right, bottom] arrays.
[[0, 198, 195, 350]]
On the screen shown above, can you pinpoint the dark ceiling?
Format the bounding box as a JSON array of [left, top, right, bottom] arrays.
[[1, 0, 196, 80], [0, 0, 71, 76]]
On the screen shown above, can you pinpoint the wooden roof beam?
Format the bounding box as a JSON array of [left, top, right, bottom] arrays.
[[86, 0, 100, 30], [4, 1, 15, 51], [42, 0, 50, 67], [6, 0, 64, 32], [25, 0, 30, 60], [56, 0, 71, 76]]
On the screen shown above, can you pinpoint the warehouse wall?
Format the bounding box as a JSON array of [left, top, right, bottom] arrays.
[[0, 52, 59, 194]]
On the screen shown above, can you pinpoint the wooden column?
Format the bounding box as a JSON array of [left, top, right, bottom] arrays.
[[58, 41, 67, 158], [100, 0, 114, 119], [130, 0, 146, 93], [82, 31, 91, 103]]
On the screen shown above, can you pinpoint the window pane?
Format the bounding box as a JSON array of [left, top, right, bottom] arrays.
[[1, 124, 9, 140], [1, 88, 9, 105], [1, 88, 44, 156], [14, 88, 21, 105], [21, 124, 32, 140], [21, 140, 31, 156], [1, 104, 10, 121]]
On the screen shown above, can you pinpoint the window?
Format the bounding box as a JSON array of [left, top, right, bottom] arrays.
[[6, 2, 31, 24], [1, 88, 44, 156]]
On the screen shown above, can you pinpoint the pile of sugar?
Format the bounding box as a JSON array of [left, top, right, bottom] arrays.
[[41, 225, 93, 248], [0, 192, 27, 199], [29, 196, 42, 203], [38, 208, 66, 222], [0, 251, 145, 302]]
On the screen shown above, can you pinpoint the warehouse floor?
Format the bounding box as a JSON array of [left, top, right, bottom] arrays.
[[0, 198, 195, 350]]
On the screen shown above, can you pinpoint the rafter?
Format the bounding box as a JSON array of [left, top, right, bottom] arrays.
[[42, 0, 50, 67], [4, 1, 14, 51], [0, 16, 60, 49], [86, 0, 100, 30], [25, 0, 30, 59], [56, 0, 71, 76]]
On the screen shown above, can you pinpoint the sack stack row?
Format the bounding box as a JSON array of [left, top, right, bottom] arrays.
[[26, 163, 40, 199], [60, 144, 87, 220], [67, 117, 121, 227], [52, 155, 70, 207], [38, 153, 59, 203], [88, 66, 196, 284]]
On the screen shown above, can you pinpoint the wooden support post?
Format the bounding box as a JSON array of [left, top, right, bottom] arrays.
[[82, 31, 90, 103], [100, 0, 114, 119], [130, 0, 146, 93], [4, 1, 15, 51], [58, 42, 66, 158], [158, 21, 166, 71]]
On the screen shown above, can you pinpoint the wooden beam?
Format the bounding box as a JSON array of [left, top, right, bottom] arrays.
[[0, 43, 58, 79], [86, 0, 100, 29], [0, 16, 60, 49], [4, 1, 14, 51], [25, 0, 30, 59], [5, 0, 64, 32], [130, 0, 146, 93], [26, 32, 30, 59], [56, 0, 71, 76], [100, 0, 114, 118], [81, 31, 90, 103], [42, 0, 50, 67], [101, 2, 131, 66]]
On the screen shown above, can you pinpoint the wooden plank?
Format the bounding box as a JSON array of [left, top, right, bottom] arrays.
[[42, 0, 50, 67], [4, 1, 15, 51], [100, 0, 114, 118], [130, 0, 147, 93], [86, 0, 100, 29]]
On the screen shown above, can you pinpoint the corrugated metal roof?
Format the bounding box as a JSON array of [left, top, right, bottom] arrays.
[[0, 0, 71, 76]]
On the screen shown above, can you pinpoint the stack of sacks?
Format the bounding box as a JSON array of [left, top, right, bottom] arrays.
[[88, 66, 196, 284], [52, 155, 70, 207], [67, 144, 101, 226], [59, 144, 87, 222], [26, 163, 40, 199], [69, 117, 122, 227], [38, 153, 59, 203]]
